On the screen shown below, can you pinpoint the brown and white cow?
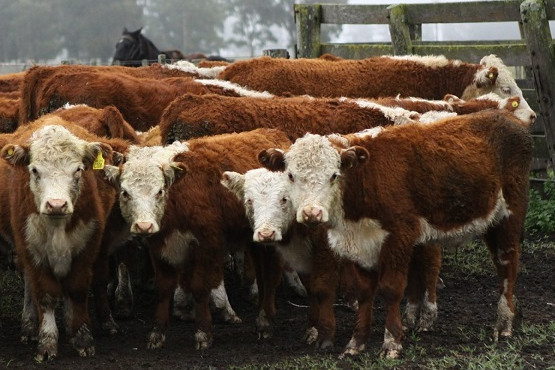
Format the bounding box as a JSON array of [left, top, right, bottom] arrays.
[[103, 128, 291, 350], [217, 54, 531, 107], [222, 168, 441, 347], [259, 110, 532, 358], [159, 92, 535, 144], [0, 117, 122, 360]]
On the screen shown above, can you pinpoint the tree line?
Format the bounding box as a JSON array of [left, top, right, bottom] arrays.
[[0, 0, 346, 64]]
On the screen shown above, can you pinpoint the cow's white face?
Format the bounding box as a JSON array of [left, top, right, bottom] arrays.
[[222, 168, 294, 243], [105, 142, 188, 234], [2, 125, 107, 218], [283, 134, 344, 225], [465, 55, 535, 122]]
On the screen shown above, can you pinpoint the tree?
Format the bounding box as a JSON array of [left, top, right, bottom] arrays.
[[141, 0, 227, 54], [225, 0, 285, 57]]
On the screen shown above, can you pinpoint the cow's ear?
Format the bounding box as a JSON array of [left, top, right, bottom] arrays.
[[221, 171, 245, 201], [475, 66, 498, 88], [340, 146, 369, 171], [162, 162, 188, 187], [84, 142, 113, 170], [111, 151, 126, 166], [1, 144, 30, 166], [259, 148, 285, 172], [504, 97, 521, 112], [103, 165, 121, 188]]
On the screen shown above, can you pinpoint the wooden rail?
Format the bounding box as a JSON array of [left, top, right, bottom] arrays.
[[294, 0, 555, 172]]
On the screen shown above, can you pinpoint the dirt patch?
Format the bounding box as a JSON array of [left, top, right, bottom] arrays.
[[1, 241, 554, 369]]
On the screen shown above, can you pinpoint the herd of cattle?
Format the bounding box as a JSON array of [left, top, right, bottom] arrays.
[[0, 53, 537, 361]]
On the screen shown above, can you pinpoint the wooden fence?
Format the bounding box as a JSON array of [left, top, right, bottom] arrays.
[[294, 0, 555, 173]]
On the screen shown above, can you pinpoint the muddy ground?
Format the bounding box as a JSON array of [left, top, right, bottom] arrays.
[[0, 239, 554, 369]]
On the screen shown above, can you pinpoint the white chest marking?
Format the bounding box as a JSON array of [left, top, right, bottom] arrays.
[[327, 218, 389, 270], [161, 230, 198, 266], [25, 214, 97, 278]]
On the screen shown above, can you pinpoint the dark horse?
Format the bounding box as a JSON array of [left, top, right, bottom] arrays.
[[112, 27, 231, 66]]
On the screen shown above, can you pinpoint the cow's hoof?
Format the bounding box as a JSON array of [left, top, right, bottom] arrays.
[[221, 311, 242, 324], [339, 337, 365, 359], [194, 330, 213, 350], [21, 320, 38, 343], [147, 329, 166, 349], [101, 315, 119, 335], [316, 338, 334, 350], [379, 340, 402, 359], [255, 315, 273, 339], [304, 327, 318, 345], [70, 325, 95, 357], [35, 337, 58, 363]]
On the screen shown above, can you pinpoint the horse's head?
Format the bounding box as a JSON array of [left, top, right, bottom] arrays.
[[112, 27, 160, 66]]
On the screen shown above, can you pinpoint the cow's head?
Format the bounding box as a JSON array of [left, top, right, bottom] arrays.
[[1, 125, 112, 218], [463, 55, 534, 115], [259, 134, 368, 226], [221, 168, 294, 243], [103, 141, 188, 234]]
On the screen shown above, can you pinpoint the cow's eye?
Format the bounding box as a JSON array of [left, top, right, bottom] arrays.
[[246, 199, 253, 206], [288, 173, 294, 183], [331, 173, 340, 182], [30, 167, 40, 179], [74, 167, 83, 178], [156, 189, 164, 198], [280, 197, 288, 206], [121, 190, 129, 199]]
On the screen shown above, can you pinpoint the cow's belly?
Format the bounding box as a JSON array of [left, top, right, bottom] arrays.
[[327, 218, 389, 270], [161, 230, 197, 267], [416, 190, 511, 247]]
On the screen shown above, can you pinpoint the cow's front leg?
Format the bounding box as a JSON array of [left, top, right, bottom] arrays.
[[21, 274, 38, 343], [65, 269, 95, 357], [340, 267, 378, 358], [35, 293, 59, 362], [147, 259, 177, 349]]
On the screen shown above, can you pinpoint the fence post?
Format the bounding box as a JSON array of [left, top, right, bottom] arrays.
[[141, 59, 149, 66], [263, 49, 290, 58], [521, 0, 555, 167], [387, 4, 413, 55], [158, 54, 167, 64], [295, 4, 321, 58]]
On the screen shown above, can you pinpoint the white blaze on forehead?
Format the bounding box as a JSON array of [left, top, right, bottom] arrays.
[[339, 97, 417, 124], [29, 124, 90, 161], [197, 79, 274, 98], [163, 60, 227, 78], [386, 54, 462, 68], [243, 168, 293, 242]]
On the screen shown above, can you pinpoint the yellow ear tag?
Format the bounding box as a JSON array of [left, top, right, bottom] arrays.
[[170, 164, 182, 172], [512, 101, 519, 108], [488, 73, 494, 79], [7, 148, 13, 156], [93, 151, 105, 170]]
